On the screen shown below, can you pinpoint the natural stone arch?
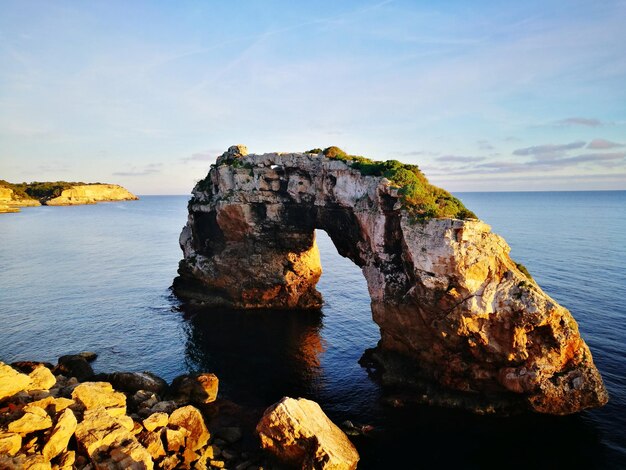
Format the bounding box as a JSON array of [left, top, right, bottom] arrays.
[[174, 145, 608, 415]]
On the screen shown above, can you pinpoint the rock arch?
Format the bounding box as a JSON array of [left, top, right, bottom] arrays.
[[174, 145, 608, 414]]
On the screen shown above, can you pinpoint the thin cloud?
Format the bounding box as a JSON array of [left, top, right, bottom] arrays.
[[113, 163, 162, 177], [587, 138, 624, 150], [477, 140, 494, 151], [181, 151, 220, 164], [437, 155, 485, 163], [394, 150, 440, 157], [553, 117, 606, 127], [513, 141, 586, 157]]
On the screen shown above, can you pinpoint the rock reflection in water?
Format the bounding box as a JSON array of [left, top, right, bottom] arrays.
[[180, 305, 325, 407]]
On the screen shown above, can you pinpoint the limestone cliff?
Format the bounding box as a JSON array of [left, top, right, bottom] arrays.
[[45, 184, 138, 206], [0, 186, 40, 213], [174, 145, 608, 415]]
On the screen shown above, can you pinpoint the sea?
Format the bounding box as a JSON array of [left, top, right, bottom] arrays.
[[0, 191, 624, 469]]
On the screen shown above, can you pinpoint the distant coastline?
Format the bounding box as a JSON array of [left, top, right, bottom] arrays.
[[0, 180, 138, 213]]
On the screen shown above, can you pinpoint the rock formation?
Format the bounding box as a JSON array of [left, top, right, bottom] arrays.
[[256, 397, 360, 470], [174, 145, 608, 415], [44, 184, 138, 206]]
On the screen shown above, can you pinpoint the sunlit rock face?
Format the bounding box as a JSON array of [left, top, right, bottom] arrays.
[[174, 145, 608, 415], [45, 184, 138, 205]]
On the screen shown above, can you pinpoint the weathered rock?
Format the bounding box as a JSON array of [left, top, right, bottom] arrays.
[[143, 412, 168, 432], [170, 373, 219, 404], [0, 432, 21, 456], [0, 362, 31, 401], [165, 427, 187, 453], [27, 366, 56, 391], [104, 371, 168, 395], [56, 450, 75, 469], [138, 430, 166, 460], [0, 453, 51, 469], [42, 408, 77, 461], [44, 184, 138, 206], [55, 356, 94, 382], [8, 405, 53, 434], [74, 407, 153, 469], [168, 405, 210, 451], [174, 147, 608, 414], [256, 397, 359, 470], [71, 382, 126, 416]]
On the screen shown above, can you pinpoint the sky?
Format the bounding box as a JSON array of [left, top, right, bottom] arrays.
[[1, 0, 625, 194]]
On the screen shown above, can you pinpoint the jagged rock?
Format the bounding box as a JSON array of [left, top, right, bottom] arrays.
[[55, 356, 94, 382], [168, 405, 210, 452], [0, 453, 52, 469], [0, 362, 31, 400], [42, 408, 77, 461], [8, 404, 53, 434], [71, 382, 126, 416], [256, 397, 359, 470], [138, 430, 166, 460], [56, 450, 75, 469], [165, 427, 187, 453], [143, 412, 168, 432], [174, 147, 608, 414], [74, 407, 153, 469], [160, 454, 180, 470], [27, 366, 56, 391], [104, 371, 168, 395], [0, 432, 21, 456], [170, 373, 219, 404]]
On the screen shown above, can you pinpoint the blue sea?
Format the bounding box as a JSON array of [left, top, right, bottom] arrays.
[[0, 191, 624, 469]]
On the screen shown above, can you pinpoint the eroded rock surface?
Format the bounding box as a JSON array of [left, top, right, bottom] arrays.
[[174, 146, 608, 414]]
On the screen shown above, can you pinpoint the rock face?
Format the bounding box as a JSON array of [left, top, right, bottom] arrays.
[[45, 184, 138, 206], [174, 145, 608, 414], [256, 397, 359, 470], [0, 186, 40, 213]]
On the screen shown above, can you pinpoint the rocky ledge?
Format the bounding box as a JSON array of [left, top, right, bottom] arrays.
[[0, 355, 358, 469], [173, 145, 608, 415]]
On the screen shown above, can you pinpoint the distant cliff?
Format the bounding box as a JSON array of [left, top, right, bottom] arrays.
[[0, 181, 137, 213], [45, 184, 138, 206]]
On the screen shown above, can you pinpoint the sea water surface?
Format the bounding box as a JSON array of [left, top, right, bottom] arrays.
[[0, 192, 624, 469]]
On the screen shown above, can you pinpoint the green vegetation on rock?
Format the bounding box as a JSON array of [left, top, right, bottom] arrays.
[[515, 262, 533, 280], [321, 147, 477, 221]]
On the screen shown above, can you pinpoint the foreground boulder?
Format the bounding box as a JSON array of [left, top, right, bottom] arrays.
[[71, 382, 127, 416], [256, 397, 359, 470], [0, 362, 31, 400], [174, 146, 608, 414]]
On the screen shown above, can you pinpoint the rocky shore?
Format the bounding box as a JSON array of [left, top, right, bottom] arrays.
[[0, 354, 359, 469]]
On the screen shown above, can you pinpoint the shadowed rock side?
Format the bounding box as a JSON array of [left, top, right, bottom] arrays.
[[173, 145, 608, 415]]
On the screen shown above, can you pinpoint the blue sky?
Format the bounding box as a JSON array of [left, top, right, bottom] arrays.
[[1, 0, 625, 194]]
